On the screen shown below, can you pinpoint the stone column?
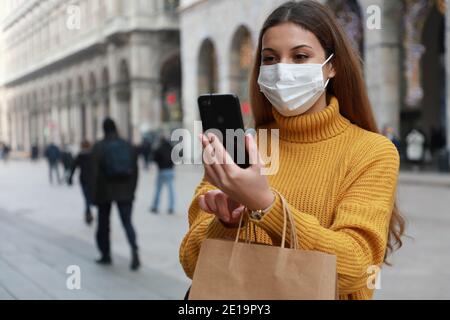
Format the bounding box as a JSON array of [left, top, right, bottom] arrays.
[[23, 110, 30, 152], [129, 32, 163, 144], [59, 105, 67, 144], [50, 103, 59, 146], [42, 108, 50, 146], [19, 107, 25, 150], [116, 98, 131, 140], [34, 111, 40, 147], [30, 111, 38, 146], [79, 101, 87, 145], [95, 99, 105, 141], [71, 100, 82, 147], [64, 104, 71, 144], [17, 110, 24, 150], [56, 104, 64, 145], [38, 109, 44, 147], [130, 80, 161, 143], [88, 84, 101, 141], [27, 111, 33, 148], [217, 44, 230, 94], [180, 33, 200, 163], [11, 110, 18, 150], [446, 1, 450, 161], [359, 0, 402, 134], [107, 43, 121, 130], [181, 52, 197, 129], [84, 100, 94, 142], [96, 89, 109, 140]]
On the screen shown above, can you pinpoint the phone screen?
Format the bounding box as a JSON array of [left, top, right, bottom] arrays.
[[198, 94, 250, 168]]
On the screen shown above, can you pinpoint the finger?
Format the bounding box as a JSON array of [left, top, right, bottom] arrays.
[[245, 133, 264, 167], [214, 192, 232, 223], [205, 133, 229, 182], [201, 134, 222, 185], [198, 195, 214, 213], [204, 190, 220, 212], [245, 133, 258, 166], [201, 136, 217, 166], [209, 133, 241, 177], [207, 133, 235, 167], [230, 205, 246, 222], [206, 132, 223, 163]]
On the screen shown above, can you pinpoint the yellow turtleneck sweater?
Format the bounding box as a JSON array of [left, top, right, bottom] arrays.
[[179, 96, 400, 300]]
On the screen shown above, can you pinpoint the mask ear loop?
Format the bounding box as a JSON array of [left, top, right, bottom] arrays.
[[321, 53, 334, 67], [322, 53, 334, 88]]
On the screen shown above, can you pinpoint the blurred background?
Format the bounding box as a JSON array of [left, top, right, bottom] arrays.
[[0, 0, 449, 300]]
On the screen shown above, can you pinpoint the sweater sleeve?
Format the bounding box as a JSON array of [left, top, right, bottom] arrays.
[[179, 176, 248, 279], [253, 138, 400, 295]]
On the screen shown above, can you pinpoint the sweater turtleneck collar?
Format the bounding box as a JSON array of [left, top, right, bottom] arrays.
[[268, 95, 351, 143]]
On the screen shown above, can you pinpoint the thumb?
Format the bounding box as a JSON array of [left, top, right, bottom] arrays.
[[231, 205, 245, 220]]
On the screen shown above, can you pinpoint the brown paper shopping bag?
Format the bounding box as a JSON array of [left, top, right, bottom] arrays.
[[189, 191, 338, 300]]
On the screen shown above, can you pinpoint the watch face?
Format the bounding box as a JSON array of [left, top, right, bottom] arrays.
[[250, 211, 263, 220]]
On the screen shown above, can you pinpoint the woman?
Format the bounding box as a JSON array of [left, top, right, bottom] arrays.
[[69, 140, 94, 225], [179, 0, 404, 300]]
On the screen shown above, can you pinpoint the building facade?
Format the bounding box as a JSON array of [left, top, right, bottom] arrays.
[[1, 0, 448, 169], [0, 0, 181, 151], [179, 0, 449, 168]]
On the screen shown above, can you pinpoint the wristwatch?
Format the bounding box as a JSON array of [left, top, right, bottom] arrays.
[[248, 208, 266, 220], [248, 193, 276, 221]]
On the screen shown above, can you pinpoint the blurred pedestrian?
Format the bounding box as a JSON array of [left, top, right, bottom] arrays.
[[0, 142, 4, 160], [61, 144, 75, 182], [31, 143, 39, 162], [1, 143, 11, 162], [430, 125, 446, 155], [430, 125, 449, 172], [91, 118, 140, 271], [150, 136, 175, 214], [140, 138, 153, 170], [406, 128, 425, 171], [44, 143, 62, 184], [68, 140, 94, 225]]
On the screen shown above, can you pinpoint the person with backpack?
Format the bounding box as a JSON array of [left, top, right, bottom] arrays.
[[91, 118, 140, 271]]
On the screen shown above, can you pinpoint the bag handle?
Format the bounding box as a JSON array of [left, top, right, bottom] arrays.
[[235, 209, 252, 244], [278, 190, 298, 250], [235, 188, 298, 250]]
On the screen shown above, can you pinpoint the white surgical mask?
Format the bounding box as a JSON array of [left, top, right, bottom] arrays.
[[258, 54, 334, 117]]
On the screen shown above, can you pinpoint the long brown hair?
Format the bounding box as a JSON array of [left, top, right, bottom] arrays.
[[249, 0, 405, 263]]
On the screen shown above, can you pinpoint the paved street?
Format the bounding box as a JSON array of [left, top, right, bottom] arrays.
[[374, 179, 450, 299], [0, 159, 198, 299], [0, 159, 449, 299]]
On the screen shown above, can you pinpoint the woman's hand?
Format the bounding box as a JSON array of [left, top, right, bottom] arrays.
[[198, 189, 245, 228], [199, 132, 275, 211]]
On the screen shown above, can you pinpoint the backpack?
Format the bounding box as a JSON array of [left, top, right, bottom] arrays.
[[102, 139, 135, 179]]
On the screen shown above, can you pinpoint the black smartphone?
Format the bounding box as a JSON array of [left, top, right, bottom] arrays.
[[198, 94, 250, 169]]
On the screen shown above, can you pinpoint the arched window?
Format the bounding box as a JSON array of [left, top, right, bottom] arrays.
[[197, 39, 218, 95], [230, 25, 254, 126]]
